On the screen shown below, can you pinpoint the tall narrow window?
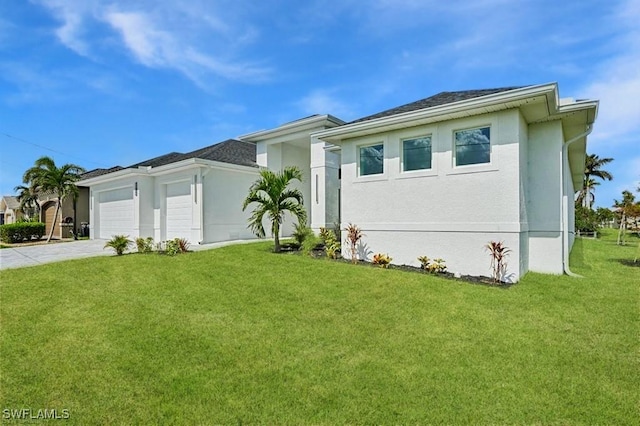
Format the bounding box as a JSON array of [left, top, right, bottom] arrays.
[[455, 126, 490, 166], [402, 136, 432, 171], [359, 143, 384, 176]]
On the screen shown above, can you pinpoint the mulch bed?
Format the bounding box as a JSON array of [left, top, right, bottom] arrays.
[[276, 245, 513, 288]]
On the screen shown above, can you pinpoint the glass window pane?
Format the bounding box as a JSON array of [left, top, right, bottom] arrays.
[[403, 136, 432, 171], [359, 144, 384, 175], [455, 127, 490, 166]]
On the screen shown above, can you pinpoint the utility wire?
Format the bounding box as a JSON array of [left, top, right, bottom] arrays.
[[2, 133, 110, 168]]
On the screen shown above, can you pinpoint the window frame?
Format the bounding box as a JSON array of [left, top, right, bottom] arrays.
[[357, 142, 385, 177], [401, 134, 433, 173], [453, 125, 492, 168]]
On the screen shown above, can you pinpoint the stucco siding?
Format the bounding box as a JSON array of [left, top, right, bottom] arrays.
[[526, 120, 564, 273], [202, 168, 259, 243], [339, 110, 525, 281]]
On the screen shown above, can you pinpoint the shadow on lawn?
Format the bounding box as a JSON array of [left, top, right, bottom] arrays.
[[615, 259, 640, 268]]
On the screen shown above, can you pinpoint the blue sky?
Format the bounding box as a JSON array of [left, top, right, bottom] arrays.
[[1, 0, 638, 208]]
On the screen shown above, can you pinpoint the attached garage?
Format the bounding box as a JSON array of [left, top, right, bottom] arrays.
[[98, 187, 134, 239], [165, 181, 192, 240]]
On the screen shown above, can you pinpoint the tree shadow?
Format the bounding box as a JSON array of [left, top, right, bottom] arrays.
[[615, 259, 640, 268]]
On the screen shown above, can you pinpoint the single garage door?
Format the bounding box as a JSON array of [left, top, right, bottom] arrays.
[[99, 187, 134, 239], [166, 181, 192, 240]]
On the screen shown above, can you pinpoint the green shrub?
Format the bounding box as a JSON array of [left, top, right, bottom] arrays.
[[575, 205, 600, 233], [320, 227, 340, 259], [301, 233, 321, 256], [418, 256, 447, 273], [135, 237, 155, 253], [292, 221, 313, 246], [104, 235, 133, 256], [165, 239, 179, 256], [0, 222, 45, 243]]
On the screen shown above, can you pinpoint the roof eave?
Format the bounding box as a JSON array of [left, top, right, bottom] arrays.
[[314, 83, 559, 143], [240, 114, 346, 142]]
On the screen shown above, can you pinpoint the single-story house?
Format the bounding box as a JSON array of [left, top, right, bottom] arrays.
[[78, 82, 597, 282], [244, 83, 598, 282], [77, 139, 260, 243]]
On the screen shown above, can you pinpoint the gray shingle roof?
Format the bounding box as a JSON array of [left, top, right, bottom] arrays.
[[349, 86, 527, 124], [80, 139, 257, 180], [182, 139, 257, 168], [80, 166, 124, 180]]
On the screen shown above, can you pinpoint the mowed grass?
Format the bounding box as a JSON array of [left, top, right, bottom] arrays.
[[0, 231, 638, 424]]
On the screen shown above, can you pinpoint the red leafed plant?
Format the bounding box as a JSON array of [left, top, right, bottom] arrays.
[[485, 241, 511, 283], [344, 223, 364, 264]]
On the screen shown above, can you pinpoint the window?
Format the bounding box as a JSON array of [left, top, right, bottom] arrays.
[[454, 126, 490, 166], [359, 143, 384, 176], [402, 136, 432, 172]]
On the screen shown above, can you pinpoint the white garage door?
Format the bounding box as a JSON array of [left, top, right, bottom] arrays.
[[99, 187, 134, 239], [166, 181, 192, 240]]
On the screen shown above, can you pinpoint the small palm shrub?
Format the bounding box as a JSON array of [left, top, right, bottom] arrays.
[[301, 233, 321, 256], [292, 221, 313, 246], [485, 241, 511, 283], [104, 235, 133, 256], [135, 237, 154, 253], [344, 223, 364, 264], [372, 253, 392, 268]]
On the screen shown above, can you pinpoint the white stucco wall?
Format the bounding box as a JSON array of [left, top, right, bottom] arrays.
[[202, 167, 259, 243], [339, 110, 526, 281], [526, 120, 564, 274]]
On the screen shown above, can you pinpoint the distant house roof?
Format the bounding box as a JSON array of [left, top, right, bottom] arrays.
[[2, 196, 20, 210], [349, 86, 527, 124]]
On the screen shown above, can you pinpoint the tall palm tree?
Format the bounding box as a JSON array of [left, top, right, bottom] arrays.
[[14, 183, 40, 220], [242, 166, 307, 253], [22, 156, 85, 242], [582, 154, 614, 209], [576, 178, 600, 208]]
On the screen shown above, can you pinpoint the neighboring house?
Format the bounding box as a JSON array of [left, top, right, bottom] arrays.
[[2, 189, 89, 238], [247, 83, 598, 282], [77, 139, 260, 243], [0, 196, 23, 225]]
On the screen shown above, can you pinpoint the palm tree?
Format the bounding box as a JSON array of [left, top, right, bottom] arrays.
[[14, 183, 40, 220], [576, 178, 600, 208], [582, 154, 614, 209], [242, 166, 307, 253], [22, 156, 85, 242]]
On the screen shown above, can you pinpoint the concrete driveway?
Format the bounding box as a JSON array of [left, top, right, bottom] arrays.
[[0, 239, 112, 270], [0, 238, 259, 270]]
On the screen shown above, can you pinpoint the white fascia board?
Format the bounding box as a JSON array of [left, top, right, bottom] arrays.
[[557, 100, 599, 124], [150, 158, 259, 176], [314, 83, 559, 143], [239, 114, 345, 141]]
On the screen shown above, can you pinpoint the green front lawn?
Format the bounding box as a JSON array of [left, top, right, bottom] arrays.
[[1, 231, 637, 424]]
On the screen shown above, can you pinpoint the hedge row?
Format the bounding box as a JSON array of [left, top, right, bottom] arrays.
[[0, 222, 46, 243]]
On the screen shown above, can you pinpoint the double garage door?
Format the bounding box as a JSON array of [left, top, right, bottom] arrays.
[[97, 182, 192, 240]]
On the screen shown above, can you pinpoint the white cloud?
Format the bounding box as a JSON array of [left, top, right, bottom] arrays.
[[33, 0, 271, 87]]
